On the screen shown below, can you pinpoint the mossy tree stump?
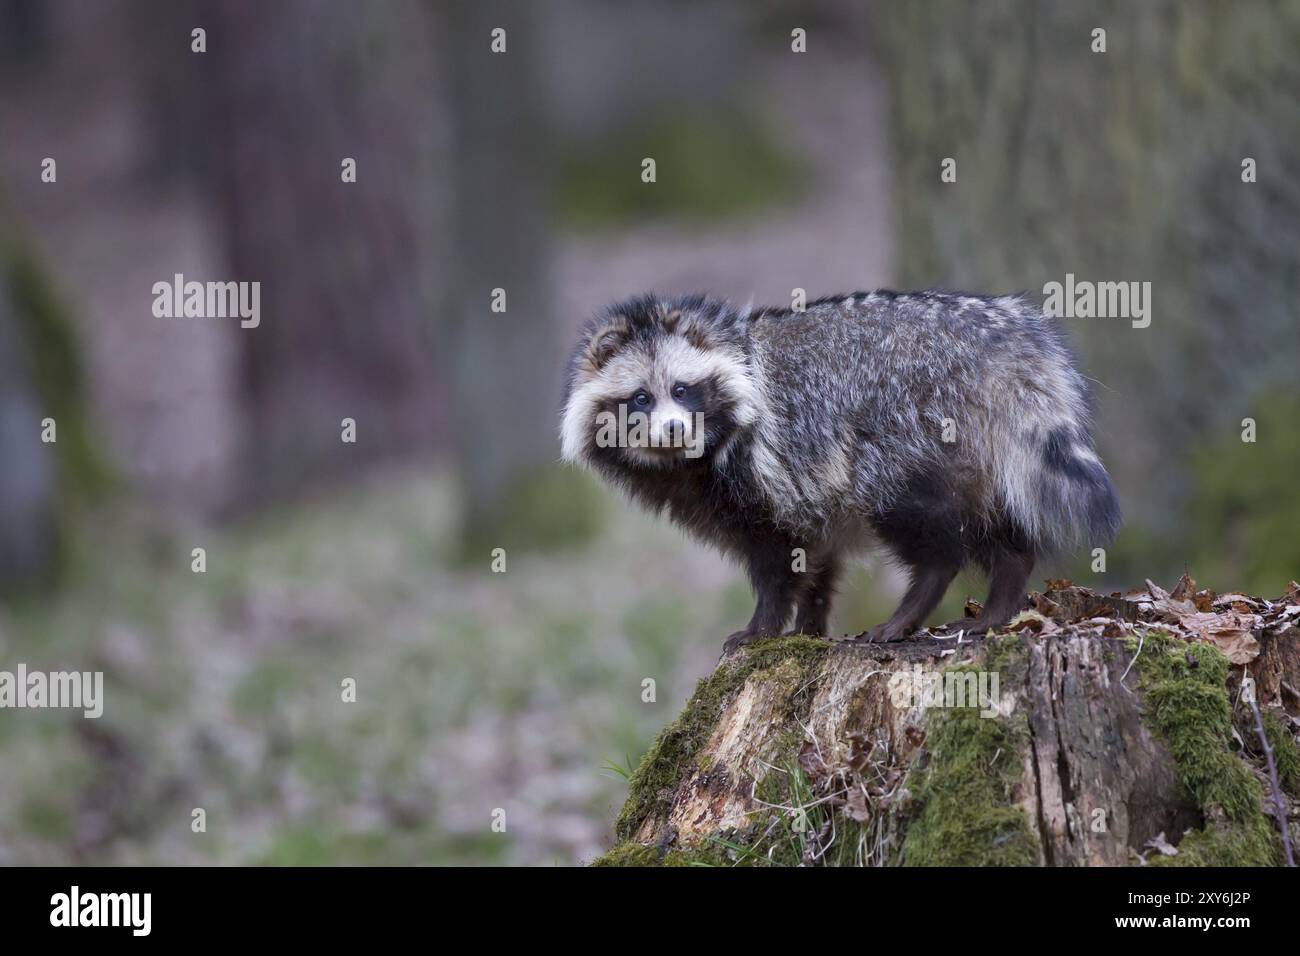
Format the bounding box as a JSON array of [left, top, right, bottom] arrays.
[[596, 609, 1300, 867]]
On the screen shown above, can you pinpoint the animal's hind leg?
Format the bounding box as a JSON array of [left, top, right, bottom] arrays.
[[789, 555, 841, 637], [861, 467, 966, 643], [943, 550, 1035, 635], [860, 562, 959, 644]]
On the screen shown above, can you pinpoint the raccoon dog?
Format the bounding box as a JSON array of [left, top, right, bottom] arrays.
[[560, 291, 1120, 653]]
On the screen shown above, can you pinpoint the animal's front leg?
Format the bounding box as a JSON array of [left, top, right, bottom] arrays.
[[723, 548, 800, 654]]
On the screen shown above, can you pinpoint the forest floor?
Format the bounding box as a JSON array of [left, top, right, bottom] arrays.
[[0, 467, 912, 865]]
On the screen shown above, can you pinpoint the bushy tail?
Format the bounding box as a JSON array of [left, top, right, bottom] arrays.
[[1030, 426, 1122, 554]]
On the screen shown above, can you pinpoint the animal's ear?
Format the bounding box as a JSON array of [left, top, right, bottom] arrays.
[[583, 314, 630, 370], [663, 307, 709, 350]]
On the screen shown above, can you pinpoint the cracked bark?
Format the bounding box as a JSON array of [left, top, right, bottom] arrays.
[[1022, 634, 1198, 865]]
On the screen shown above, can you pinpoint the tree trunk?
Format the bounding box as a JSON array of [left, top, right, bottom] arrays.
[[596, 584, 1300, 866], [440, 0, 574, 557], [0, 222, 106, 594], [0, 260, 57, 591], [204, 0, 444, 503]]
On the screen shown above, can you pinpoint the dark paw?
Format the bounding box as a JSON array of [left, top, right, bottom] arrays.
[[854, 622, 912, 644], [723, 629, 764, 655]]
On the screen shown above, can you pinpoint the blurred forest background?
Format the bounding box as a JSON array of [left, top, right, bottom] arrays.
[[0, 0, 1296, 865]]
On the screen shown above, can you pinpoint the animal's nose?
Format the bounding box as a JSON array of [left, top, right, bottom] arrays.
[[662, 418, 685, 444]]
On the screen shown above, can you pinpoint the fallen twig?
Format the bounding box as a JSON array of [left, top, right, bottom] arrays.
[[1247, 696, 1296, 867]]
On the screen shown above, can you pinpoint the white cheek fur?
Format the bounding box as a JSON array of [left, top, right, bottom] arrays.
[[561, 335, 761, 464]]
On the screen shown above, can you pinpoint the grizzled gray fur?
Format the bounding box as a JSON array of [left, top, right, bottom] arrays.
[[561, 290, 1120, 652]]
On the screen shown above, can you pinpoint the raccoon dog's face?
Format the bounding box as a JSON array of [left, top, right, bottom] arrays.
[[560, 297, 759, 472]]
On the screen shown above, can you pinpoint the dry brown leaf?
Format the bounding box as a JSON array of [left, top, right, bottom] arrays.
[[843, 787, 872, 823], [798, 739, 827, 780], [1177, 610, 1261, 664], [1145, 578, 1198, 622], [1028, 591, 1060, 617], [1007, 609, 1053, 633], [1169, 573, 1197, 603], [1207, 631, 1260, 665]]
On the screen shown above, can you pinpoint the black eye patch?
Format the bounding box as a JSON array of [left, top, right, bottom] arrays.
[[668, 381, 710, 413]]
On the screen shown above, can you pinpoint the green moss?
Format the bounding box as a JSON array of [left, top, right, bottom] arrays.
[[900, 647, 1039, 866], [663, 842, 750, 867], [1155, 819, 1274, 868], [590, 840, 737, 867], [614, 635, 829, 841], [1261, 709, 1300, 797], [589, 842, 662, 867], [1129, 631, 1281, 866], [981, 630, 1024, 675]]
